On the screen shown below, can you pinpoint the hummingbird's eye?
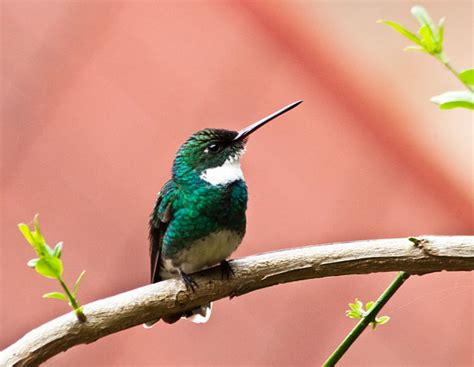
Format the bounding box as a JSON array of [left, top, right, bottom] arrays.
[[206, 143, 222, 154]]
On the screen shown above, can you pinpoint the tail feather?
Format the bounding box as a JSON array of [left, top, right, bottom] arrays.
[[187, 303, 212, 324], [143, 303, 212, 328]]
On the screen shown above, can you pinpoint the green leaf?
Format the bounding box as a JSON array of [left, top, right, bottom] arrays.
[[436, 17, 445, 52], [18, 217, 48, 257], [411, 6, 434, 29], [18, 223, 44, 257], [73, 270, 86, 295], [376, 316, 391, 325], [43, 292, 67, 300], [419, 24, 436, 53], [53, 242, 63, 258], [35, 257, 63, 279], [346, 311, 361, 319], [27, 258, 39, 268], [431, 91, 474, 110], [377, 20, 422, 46], [18, 223, 35, 246], [459, 69, 474, 85], [411, 6, 439, 53], [32, 214, 45, 245], [348, 302, 360, 312], [365, 301, 375, 311]]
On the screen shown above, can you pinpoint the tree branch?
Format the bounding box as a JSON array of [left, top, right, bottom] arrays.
[[2, 236, 473, 366]]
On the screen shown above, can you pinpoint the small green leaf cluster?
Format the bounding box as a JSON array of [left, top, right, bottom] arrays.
[[379, 6, 444, 56], [18, 214, 86, 322], [378, 5, 474, 110], [346, 299, 390, 329]]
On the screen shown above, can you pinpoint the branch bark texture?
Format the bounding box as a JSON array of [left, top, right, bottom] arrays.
[[2, 236, 473, 366]]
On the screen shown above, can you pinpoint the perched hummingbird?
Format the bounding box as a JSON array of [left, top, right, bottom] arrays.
[[146, 100, 302, 326]]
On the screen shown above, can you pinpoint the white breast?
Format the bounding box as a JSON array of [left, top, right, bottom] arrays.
[[200, 158, 244, 186]]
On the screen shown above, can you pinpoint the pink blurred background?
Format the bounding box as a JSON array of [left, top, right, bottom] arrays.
[[1, 1, 472, 366]]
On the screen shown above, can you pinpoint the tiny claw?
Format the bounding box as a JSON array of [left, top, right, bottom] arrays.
[[180, 270, 198, 292]]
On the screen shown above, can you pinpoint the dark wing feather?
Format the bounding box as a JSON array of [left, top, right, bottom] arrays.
[[149, 180, 175, 283]]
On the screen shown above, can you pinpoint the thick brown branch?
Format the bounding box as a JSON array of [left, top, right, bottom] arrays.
[[1, 236, 473, 366]]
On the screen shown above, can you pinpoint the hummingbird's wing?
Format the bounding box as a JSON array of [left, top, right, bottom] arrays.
[[149, 180, 175, 283]]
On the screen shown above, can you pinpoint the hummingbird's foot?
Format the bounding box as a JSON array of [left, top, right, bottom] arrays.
[[220, 260, 235, 280], [179, 270, 198, 292]]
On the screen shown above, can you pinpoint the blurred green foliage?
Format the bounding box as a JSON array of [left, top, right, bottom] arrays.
[[379, 5, 474, 110], [18, 215, 86, 322]]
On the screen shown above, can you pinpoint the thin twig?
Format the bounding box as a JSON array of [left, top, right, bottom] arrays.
[[323, 271, 411, 366], [58, 278, 86, 323], [436, 53, 474, 92]]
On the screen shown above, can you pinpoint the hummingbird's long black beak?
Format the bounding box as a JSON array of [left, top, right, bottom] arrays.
[[233, 100, 303, 141]]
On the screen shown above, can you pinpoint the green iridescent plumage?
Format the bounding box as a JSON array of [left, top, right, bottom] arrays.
[[149, 129, 247, 283], [158, 181, 247, 258]]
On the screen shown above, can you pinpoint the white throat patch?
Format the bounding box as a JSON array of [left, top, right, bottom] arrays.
[[200, 157, 244, 186]]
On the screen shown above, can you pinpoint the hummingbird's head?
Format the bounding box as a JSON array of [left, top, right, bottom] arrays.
[[174, 128, 245, 174], [172, 100, 303, 185]]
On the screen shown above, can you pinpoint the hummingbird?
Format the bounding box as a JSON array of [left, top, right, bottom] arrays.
[[146, 100, 302, 326]]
